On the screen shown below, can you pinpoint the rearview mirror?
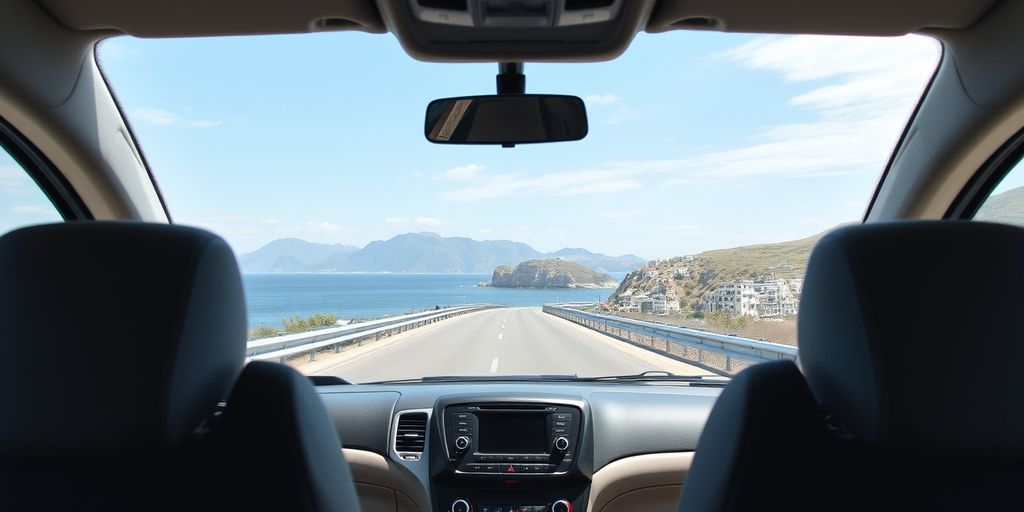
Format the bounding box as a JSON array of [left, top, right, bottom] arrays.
[[425, 94, 588, 147]]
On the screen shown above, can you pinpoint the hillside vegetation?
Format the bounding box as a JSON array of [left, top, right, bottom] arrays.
[[976, 185, 1024, 227], [492, 259, 618, 289], [610, 227, 833, 312]]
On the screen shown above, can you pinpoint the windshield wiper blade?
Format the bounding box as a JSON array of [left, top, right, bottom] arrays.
[[363, 374, 579, 384], [362, 372, 729, 386], [575, 371, 730, 385]]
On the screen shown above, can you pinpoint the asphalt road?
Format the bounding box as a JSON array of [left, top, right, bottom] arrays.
[[311, 307, 712, 383]]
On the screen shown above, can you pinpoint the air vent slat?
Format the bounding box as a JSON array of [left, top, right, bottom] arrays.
[[395, 412, 428, 453]]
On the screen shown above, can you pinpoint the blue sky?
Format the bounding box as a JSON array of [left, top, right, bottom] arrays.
[[81, 30, 941, 258]]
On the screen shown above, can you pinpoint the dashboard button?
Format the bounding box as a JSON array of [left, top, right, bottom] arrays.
[[455, 413, 471, 420], [500, 464, 518, 473], [483, 464, 498, 472], [554, 421, 569, 427], [554, 413, 571, 420], [552, 428, 569, 435], [455, 427, 472, 435]]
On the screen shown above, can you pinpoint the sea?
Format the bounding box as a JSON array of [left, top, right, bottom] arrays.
[[244, 273, 625, 328]]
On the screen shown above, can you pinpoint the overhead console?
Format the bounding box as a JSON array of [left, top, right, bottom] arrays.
[[376, 0, 657, 62], [431, 394, 592, 512]]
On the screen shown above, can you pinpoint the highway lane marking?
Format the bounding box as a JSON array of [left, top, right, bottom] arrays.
[[498, 333, 504, 340], [490, 358, 499, 373], [313, 311, 487, 374]]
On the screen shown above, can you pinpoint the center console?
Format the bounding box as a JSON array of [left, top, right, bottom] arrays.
[[431, 395, 591, 512]]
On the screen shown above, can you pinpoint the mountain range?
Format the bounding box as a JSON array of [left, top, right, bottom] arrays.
[[239, 232, 645, 274]]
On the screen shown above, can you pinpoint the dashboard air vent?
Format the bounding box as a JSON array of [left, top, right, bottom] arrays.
[[395, 412, 428, 455]]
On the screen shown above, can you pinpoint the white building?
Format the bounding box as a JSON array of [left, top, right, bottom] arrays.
[[704, 279, 800, 318], [704, 282, 760, 316], [620, 293, 680, 315]]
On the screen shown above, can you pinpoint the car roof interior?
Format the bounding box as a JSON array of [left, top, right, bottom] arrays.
[[2, 1, 1023, 511]]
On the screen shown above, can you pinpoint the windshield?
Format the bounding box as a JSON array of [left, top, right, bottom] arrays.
[[97, 32, 939, 383]]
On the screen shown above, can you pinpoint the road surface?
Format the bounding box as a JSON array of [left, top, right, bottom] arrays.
[[307, 307, 712, 383]]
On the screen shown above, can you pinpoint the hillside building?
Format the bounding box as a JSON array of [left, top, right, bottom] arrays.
[[703, 279, 801, 318], [619, 292, 681, 315]]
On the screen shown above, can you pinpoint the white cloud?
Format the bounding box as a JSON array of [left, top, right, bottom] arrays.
[[11, 205, 47, 214], [655, 36, 937, 183], [436, 164, 484, 181], [585, 94, 619, 105], [414, 217, 443, 226], [385, 217, 410, 227], [443, 35, 938, 210], [131, 108, 223, 128]]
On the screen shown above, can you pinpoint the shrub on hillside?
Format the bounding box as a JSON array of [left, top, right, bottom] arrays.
[[248, 325, 280, 340], [282, 312, 339, 334]]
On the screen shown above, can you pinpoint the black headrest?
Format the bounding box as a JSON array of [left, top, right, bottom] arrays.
[[0, 222, 246, 458], [799, 221, 1024, 460]]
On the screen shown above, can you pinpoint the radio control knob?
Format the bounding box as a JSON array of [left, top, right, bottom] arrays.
[[454, 436, 471, 451], [553, 436, 570, 452], [450, 498, 471, 512], [551, 499, 572, 512]]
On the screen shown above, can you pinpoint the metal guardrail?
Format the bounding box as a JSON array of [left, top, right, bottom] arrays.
[[247, 304, 501, 362], [543, 304, 798, 376]]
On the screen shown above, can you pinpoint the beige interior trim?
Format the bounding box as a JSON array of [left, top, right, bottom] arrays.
[[343, 448, 430, 512], [0, 0, 167, 221], [647, 0, 996, 36], [588, 452, 693, 512], [869, 0, 1024, 222], [37, 0, 385, 37]]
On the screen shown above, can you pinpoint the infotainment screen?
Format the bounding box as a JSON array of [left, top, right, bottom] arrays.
[[476, 412, 548, 454]]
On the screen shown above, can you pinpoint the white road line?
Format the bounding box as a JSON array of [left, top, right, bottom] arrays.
[[490, 358, 499, 373], [498, 333, 504, 340]]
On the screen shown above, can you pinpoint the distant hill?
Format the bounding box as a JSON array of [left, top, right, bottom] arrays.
[[976, 185, 1024, 227], [238, 232, 644, 274], [491, 259, 618, 289], [548, 247, 645, 273], [610, 228, 833, 311], [238, 238, 358, 273]]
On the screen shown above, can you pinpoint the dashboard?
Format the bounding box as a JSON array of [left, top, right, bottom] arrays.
[[316, 382, 720, 512]]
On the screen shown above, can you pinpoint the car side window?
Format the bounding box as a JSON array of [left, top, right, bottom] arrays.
[[0, 145, 62, 234], [974, 158, 1024, 227]]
